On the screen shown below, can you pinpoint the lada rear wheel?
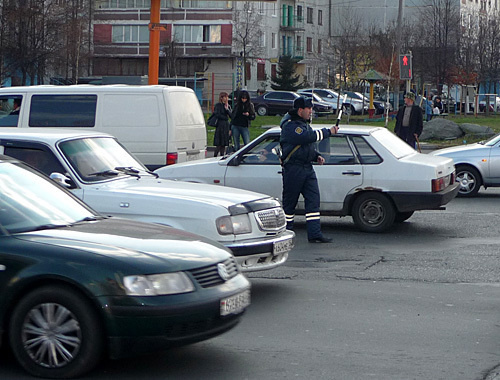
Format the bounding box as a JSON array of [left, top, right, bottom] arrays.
[[352, 192, 395, 233], [9, 286, 104, 379], [455, 165, 481, 197]]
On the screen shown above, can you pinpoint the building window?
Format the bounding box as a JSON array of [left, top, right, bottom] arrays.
[[101, 0, 170, 8], [317, 39, 322, 54], [297, 5, 303, 22], [258, 1, 265, 14], [318, 10, 323, 25], [246, 62, 251, 81], [271, 33, 277, 49], [259, 32, 266, 48], [257, 63, 266, 81], [112, 25, 149, 42], [271, 64, 277, 79], [306, 37, 313, 52], [173, 25, 221, 43], [307, 7, 313, 24], [272, 2, 277, 16], [296, 35, 302, 49]]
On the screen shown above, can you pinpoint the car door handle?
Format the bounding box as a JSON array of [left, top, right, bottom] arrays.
[[278, 170, 283, 174], [342, 171, 361, 175]]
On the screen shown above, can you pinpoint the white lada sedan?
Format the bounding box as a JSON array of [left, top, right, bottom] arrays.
[[156, 126, 459, 233], [0, 128, 294, 272]]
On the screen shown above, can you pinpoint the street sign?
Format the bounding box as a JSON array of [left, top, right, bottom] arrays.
[[399, 54, 412, 80]]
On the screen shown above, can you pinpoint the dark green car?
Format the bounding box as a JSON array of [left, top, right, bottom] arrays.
[[0, 156, 250, 379]]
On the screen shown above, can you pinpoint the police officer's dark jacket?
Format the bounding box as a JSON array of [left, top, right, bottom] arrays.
[[280, 109, 332, 165]]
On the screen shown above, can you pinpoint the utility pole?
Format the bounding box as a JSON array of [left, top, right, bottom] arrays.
[[148, 0, 161, 85], [394, 0, 404, 111]]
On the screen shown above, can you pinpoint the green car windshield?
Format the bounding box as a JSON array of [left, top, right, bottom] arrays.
[[0, 162, 95, 234]]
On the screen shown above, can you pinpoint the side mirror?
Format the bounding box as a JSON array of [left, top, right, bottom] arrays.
[[50, 172, 72, 188], [228, 155, 242, 166]]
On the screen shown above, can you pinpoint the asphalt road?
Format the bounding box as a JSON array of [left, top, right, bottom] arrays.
[[2, 189, 500, 380]]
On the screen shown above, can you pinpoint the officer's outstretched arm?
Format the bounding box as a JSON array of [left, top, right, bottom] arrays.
[[286, 126, 332, 145]]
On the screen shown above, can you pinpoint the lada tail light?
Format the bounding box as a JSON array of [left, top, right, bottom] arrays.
[[432, 177, 446, 192], [432, 172, 454, 193], [166, 152, 178, 165]]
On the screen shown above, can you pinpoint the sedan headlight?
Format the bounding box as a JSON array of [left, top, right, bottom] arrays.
[[123, 272, 195, 296], [216, 214, 252, 235]]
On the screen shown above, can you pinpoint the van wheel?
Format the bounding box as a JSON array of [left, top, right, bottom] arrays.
[[352, 192, 395, 233], [256, 105, 268, 116], [9, 286, 104, 379]]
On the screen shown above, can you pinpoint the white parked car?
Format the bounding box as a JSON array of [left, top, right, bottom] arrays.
[[0, 128, 294, 272], [430, 132, 500, 197], [156, 126, 459, 233]]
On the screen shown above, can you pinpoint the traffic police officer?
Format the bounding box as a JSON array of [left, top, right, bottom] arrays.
[[280, 96, 339, 243]]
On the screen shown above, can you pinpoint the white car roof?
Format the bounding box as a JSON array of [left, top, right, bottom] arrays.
[[0, 128, 113, 144], [0, 84, 189, 94], [265, 124, 382, 135]]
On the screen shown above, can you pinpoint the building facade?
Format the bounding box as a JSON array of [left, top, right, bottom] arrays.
[[92, 0, 331, 99]]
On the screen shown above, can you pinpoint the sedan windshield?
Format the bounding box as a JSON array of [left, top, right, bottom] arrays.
[[482, 132, 500, 146], [0, 162, 95, 234], [59, 137, 147, 182]]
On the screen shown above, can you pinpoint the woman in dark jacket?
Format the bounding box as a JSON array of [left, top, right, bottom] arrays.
[[213, 92, 232, 157], [231, 90, 255, 150]]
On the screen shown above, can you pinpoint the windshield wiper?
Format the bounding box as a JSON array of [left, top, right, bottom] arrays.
[[115, 166, 159, 179], [88, 169, 121, 177], [69, 215, 108, 226], [24, 223, 71, 232]]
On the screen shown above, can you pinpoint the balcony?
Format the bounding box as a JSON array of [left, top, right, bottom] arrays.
[[280, 5, 305, 31]]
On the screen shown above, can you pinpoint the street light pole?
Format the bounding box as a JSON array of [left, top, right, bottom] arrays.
[[394, 0, 404, 110], [148, 0, 161, 85]]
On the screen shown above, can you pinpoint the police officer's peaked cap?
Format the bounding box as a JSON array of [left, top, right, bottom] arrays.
[[293, 96, 313, 109]]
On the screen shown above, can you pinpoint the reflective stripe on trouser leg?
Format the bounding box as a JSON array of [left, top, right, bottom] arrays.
[[302, 169, 322, 240], [305, 212, 321, 239], [282, 165, 304, 231]]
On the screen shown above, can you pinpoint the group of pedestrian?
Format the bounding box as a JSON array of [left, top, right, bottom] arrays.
[[211, 90, 255, 156]]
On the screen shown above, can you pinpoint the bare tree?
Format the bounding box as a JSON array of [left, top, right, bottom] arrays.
[[0, 0, 92, 86], [232, 1, 264, 87], [415, 0, 461, 93]]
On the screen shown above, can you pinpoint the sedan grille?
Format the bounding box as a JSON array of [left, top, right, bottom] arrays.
[[189, 257, 238, 288], [255, 207, 286, 231]]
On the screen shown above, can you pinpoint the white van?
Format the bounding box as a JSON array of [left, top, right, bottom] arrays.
[[0, 84, 207, 169]]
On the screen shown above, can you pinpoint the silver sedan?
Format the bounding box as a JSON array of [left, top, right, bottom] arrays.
[[431, 133, 500, 197]]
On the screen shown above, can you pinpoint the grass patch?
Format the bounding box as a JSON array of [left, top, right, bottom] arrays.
[[205, 112, 500, 147]]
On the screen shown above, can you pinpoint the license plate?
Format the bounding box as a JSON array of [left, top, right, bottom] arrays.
[[220, 290, 250, 316], [273, 238, 294, 255]]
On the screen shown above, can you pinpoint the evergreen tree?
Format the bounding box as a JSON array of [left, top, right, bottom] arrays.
[[271, 55, 302, 91]]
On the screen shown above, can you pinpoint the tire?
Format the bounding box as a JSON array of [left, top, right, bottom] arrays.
[[342, 104, 352, 116], [394, 211, 414, 223], [455, 165, 481, 197], [9, 285, 104, 379], [352, 192, 395, 233], [256, 105, 268, 116]]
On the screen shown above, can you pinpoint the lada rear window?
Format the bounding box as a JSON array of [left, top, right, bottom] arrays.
[[29, 95, 97, 127]]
